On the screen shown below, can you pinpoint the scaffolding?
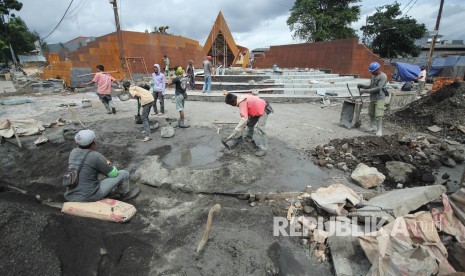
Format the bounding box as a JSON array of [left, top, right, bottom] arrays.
[[211, 31, 228, 69]]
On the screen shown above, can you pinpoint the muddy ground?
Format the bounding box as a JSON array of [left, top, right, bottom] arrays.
[[1, 85, 464, 275]]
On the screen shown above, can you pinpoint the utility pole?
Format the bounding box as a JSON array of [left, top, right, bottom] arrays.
[[425, 0, 445, 76], [109, 0, 128, 80]]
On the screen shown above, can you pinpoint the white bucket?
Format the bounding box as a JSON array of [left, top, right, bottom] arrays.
[[82, 99, 92, 108]]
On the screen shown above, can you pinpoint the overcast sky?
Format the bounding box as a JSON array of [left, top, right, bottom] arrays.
[[14, 0, 465, 50]]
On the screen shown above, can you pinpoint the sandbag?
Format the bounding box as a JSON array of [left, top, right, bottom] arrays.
[[161, 125, 174, 138], [61, 199, 137, 223]]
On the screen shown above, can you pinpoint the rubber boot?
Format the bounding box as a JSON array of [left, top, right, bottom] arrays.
[[364, 118, 376, 133], [103, 102, 112, 114], [376, 118, 383, 136], [108, 101, 116, 114], [245, 126, 254, 143]]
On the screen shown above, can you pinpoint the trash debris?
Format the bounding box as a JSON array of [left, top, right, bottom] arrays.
[[161, 125, 175, 138], [0, 98, 33, 105], [34, 135, 49, 146], [311, 183, 361, 215], [43, 117, 71, 128], [0, 119, 45, 138], [427, 125, 442, 132], [356, 185, 446, 222], [61, 199, 137, 223], [431, 194, 465, 239], [358, 211, 456, 275]]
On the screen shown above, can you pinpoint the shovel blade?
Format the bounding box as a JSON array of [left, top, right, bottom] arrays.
[[222, 140, 231, 150], [339, 100, 362, 129]]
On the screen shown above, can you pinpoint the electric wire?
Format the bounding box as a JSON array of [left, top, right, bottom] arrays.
[[42, 0, 74, 40], [404, 0, 418, 16], [401, 0, 415, 14]]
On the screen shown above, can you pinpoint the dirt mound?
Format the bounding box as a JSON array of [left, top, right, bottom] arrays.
[[388, 82, 465, 141], [312, 134, 464, 189]]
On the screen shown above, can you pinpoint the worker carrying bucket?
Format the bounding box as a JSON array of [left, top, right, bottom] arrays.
[[356, 62, 388, 136]]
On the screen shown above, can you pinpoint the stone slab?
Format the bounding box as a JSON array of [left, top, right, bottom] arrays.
[[358, 185, 446, 218], [0, 80, 17, 94], [324, 220, 371, 276], [388, 91, 417, 111]]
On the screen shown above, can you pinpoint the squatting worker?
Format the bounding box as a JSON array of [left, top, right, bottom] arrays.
[[223, 92, 272, 157], [64, 129, 140, 202], [357, 62, 388, 137], [83, 65, 119, 114], [123, 81, 155, 142]]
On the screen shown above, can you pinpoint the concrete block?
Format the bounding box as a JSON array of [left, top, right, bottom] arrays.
[[324, 220, 371, 276], [358, 185, 446, 218], [389, 91, 417, 111], [0, 81, 16, 94]]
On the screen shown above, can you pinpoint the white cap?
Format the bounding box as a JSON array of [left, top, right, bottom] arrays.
[[75, 129, 95, 146], [252, 89, 259, 95]]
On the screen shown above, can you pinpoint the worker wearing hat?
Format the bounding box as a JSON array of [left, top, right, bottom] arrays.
[[202, 56, 213, 94], [357, 62, 388, 136], [64, 129, 140, 202]]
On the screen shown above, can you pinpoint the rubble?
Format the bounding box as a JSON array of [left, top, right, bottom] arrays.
[[385, 161, 416, 183], [311, 183, 361, 215], [357, 185, 446, 221], [350, 163, 385, 188], [324, 220, 372, 276]]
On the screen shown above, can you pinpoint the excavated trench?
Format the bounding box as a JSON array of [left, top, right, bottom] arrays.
[[0, 117, 333, 275]]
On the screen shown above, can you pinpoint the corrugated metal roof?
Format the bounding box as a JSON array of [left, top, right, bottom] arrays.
[[18, 55, 46, 63]]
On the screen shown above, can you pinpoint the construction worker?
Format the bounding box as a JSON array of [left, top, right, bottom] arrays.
[[123, 81, 155, 142], [223, 92, 272, 157], [416, 65, 426, 94], [357, 62, 388, 136], [167, 67, 190, 128], [64, 129, 140, 202], [83, 65, 119, 114]]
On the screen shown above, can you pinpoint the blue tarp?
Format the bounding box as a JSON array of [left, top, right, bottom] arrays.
[[393, 62, 421, 81]]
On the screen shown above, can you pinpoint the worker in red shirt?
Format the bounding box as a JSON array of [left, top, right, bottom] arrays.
[[223, 92, 272, 157]]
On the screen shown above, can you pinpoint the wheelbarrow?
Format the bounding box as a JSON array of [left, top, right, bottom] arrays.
[[339, 84, 363, 129]]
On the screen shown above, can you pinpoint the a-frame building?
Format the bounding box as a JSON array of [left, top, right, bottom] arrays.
[[204, 11, 249, 68]]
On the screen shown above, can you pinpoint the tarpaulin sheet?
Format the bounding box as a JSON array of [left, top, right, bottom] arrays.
[[359, 211, 456, 276], [0, 119, 45, 138], [393, 62, 420, 82]]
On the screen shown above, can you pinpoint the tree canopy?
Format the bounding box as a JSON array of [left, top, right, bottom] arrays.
[[1, 0, 40, 63], [287, 0, 361, 42], [360, 2, 426, 58]]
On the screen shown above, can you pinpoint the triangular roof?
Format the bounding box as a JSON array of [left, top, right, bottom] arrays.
[[203, 11, 239, 56]]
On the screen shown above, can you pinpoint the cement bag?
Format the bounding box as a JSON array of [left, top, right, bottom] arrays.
[[61, 199, 137, 223], [311, 183, 361, 215], [161, 125, 174, 138]]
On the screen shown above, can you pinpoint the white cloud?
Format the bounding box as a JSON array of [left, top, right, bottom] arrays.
[[14, 0, 465, 49]]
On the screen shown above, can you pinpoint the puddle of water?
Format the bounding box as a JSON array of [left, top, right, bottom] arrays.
[[162, 145, 223, 168]]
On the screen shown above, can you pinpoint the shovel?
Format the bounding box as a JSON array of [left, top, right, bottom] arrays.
[[221, 139, 231, 150], [339, 84, 363, 129]]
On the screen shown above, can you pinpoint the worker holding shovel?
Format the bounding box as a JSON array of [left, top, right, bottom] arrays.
[[357, 62, 388, 136], [223, 92, 273, 157], [123, 81, 154, 142]]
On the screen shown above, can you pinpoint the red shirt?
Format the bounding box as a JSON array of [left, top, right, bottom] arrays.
[[237, 94, 266, 118], [92, 72, 115, 95]]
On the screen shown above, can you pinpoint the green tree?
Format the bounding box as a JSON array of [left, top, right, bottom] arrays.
[[360, 2, 426, 58], [1, 0, 23, 62], [287, 0, 361, 42], [1, 0, 40, 63]]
